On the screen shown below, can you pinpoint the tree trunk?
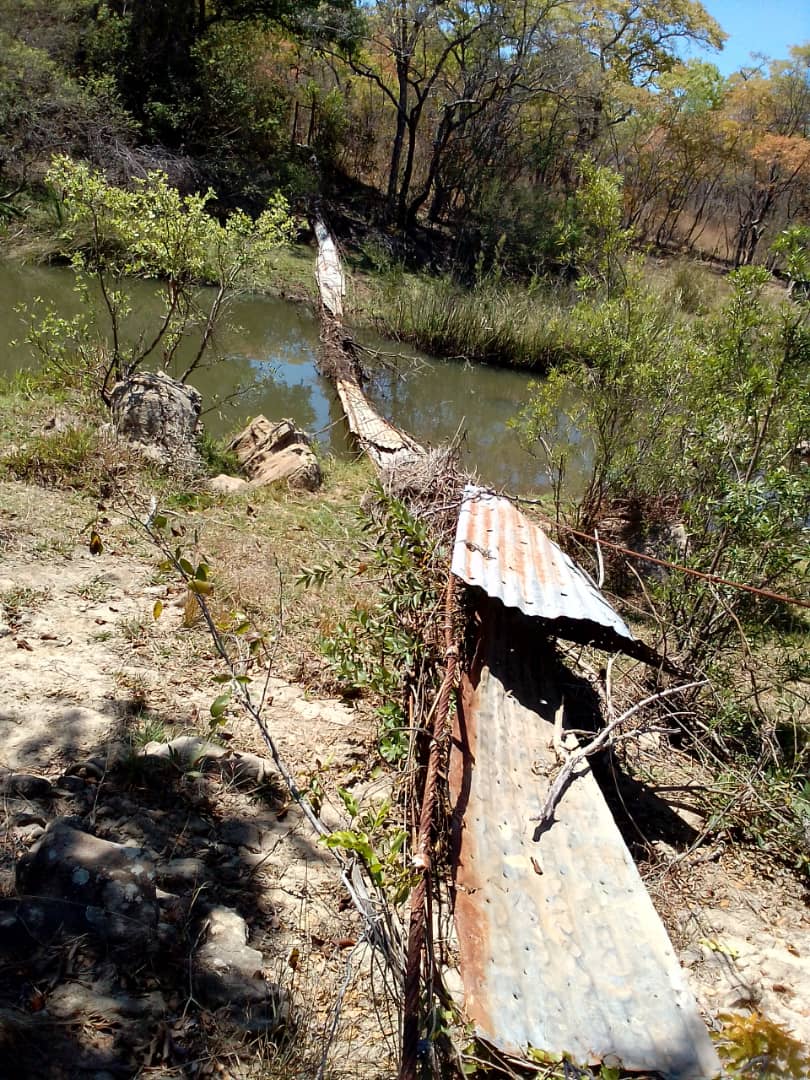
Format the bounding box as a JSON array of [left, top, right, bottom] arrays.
[[386, 55, 410, 217], [396, 111, 421, 227]]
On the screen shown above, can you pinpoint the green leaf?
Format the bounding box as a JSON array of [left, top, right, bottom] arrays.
[[152, 599, 164, 620], [323, 830, 361, 850], [338, 787, 359, 818], [210, 691, 231, 719]]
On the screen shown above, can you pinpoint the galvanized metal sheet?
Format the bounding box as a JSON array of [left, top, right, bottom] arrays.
[[336, 376, 423, 471], [452, 485, 635, 647], [449, 603, 720, 1078], [314, 216, 345, 320]]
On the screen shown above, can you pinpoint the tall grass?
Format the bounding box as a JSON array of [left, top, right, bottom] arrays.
[[371, 274, 577, 370], [364, 254, 741, 371]]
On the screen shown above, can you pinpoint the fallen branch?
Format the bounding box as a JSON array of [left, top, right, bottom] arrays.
[[531, 680, 707, 839]]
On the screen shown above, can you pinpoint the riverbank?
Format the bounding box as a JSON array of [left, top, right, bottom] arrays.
[[0, 191, 755, 379], [1, 354, 809, 1077]]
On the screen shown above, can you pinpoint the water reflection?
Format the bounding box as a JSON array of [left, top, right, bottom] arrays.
[[0, 262, 588, 493]]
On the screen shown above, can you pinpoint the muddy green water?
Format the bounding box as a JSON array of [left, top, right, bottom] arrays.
[[0, 263, 584, 493]]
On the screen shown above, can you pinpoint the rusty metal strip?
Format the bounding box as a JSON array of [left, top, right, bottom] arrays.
[[452, 485, 637, 651], [449, 601, 719, 1078]]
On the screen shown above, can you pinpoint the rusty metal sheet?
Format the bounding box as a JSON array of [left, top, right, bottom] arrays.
[[335, 376, 423, 471], [452, 485, 635, 649], [314, 216, 345, 320], [449, 602, 720, 1078]]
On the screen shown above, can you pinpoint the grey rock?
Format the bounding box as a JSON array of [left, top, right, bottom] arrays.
[[55, 774, 88, 794], [142, 736, 227, 770], [12, 824, 44, 845], [12, 812, 48, 828], [110, 370, 202, 465], [186, 815, 213, 837], [208, 473, 249, 495], [48, 981, 166, 1022], [65, 758, 105, 780], [0, 771, 53, 800], [193, 905, 283, 1025], [158, 857, 207, 891], [223, 751, 279, 790], [16, 821, 158, 947], [217, 819, 262, 851], [0, 614, 11, 638]]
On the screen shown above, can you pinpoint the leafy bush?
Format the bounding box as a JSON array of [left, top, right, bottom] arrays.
[[515, 259, 810, 867], [26, 157, 294, 400]]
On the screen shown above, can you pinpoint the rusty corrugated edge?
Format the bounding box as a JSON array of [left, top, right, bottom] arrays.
[[452, 484, 635, 647], [449, 604, 720, 1078]]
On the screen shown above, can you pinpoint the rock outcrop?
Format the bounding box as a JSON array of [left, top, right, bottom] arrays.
[[228, 415, 321, 491], [110, 369, 202, 466], [15, 820, 158, 948]]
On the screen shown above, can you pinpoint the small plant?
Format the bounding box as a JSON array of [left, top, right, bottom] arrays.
[[313, 490, 445, 763], [120, 614, 150, 645], [324, 789, 415, 905], [714, 1011, 810, 1078], [197, 431, 242, 477], [0, 585, 50, 624], [129, 712, 168, 748], [70, 574, 112, 602], [771, 225, 810, 297]]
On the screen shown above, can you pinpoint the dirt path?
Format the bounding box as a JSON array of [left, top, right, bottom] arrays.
[[0, 481, 397, 1079]]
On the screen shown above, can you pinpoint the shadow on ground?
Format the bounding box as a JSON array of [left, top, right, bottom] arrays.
[[0, 709, 347, 1079]]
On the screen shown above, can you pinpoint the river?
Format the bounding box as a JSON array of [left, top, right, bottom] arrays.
[[0, 262, 586, 493]]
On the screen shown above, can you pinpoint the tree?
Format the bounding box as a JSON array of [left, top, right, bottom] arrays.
[[36, 156, 294, 400], [721, 49, 810, 265], [79, 0, 357, 147], [0, 29, 134, 186], [329, 1, 571, 227], [563, 0, 726, 168]]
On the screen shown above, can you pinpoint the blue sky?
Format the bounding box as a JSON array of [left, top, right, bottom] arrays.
[[684, 0, 809, 75]]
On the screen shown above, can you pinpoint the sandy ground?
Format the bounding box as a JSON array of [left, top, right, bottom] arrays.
[[0, 478, 808, 1076], [0, 481, 399, 1078]]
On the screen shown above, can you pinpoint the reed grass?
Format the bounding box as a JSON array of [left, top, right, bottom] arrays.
[[369, 274, 581, 371]]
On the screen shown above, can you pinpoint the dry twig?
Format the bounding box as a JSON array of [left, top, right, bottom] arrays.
[[531, 680, 707, 838]]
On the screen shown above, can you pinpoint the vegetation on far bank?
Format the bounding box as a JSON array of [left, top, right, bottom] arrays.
[[1, 0, 808, 276]]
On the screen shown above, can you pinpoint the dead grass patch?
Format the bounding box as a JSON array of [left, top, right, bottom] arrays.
[[167, 456, 378, 684]]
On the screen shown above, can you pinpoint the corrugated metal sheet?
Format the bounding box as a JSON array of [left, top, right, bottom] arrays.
[[449, 601, 720, 1078], [314, 216, 345, 320], [335, 376, 423, 472], [452, 485, 635, 649]]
